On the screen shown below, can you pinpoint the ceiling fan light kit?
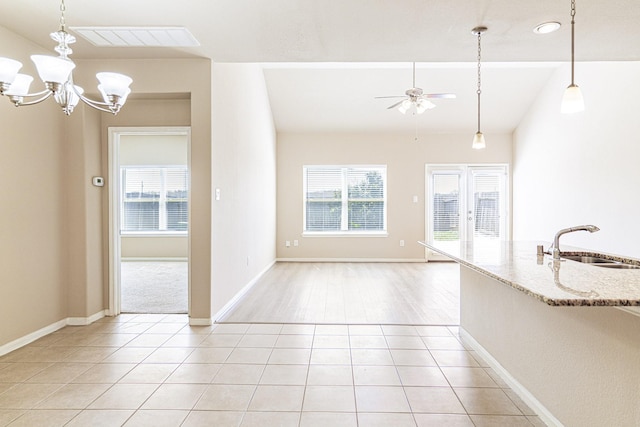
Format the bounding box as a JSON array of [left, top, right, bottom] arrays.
[[0, 0, 133, 115], [375, 62, 456, 115], [561, 0, 585, 114]]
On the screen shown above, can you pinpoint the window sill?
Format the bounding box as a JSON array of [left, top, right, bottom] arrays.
[[302, 231, 388, 238], [121, 232, 188, 237]]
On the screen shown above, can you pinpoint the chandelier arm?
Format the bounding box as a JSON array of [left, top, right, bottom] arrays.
[[76, 91, 121, 114], [8, 90, 54, 106]]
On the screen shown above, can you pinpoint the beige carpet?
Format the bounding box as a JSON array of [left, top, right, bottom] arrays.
[[120, 261, 188, 313]]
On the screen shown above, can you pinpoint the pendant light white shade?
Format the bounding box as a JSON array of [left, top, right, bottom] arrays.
[[4, 74, 33, 96], [472, 131, 486, 150], [0, 57, 23, 85], [561, 84, 584, 114], [31, 55, 75, 84], [96, 72, 133, 98]]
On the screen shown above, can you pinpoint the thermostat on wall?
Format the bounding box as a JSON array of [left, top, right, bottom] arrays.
[[92, 176, 104, 187]]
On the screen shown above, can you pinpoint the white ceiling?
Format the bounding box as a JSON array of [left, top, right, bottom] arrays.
[[0, 0, 638, 134]]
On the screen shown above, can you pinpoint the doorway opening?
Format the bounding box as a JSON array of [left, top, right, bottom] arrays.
[[425, 164, 509, 261], [108, 127, 191, 315]]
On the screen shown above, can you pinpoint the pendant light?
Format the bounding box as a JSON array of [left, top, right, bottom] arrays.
[[472, 26, 487, 150], [561, 0, 584, 114]]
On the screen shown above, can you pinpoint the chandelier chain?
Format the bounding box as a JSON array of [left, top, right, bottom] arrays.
[[60, 0, 66, 31]]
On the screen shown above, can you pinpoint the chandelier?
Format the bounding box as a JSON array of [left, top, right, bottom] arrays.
[[0, 0, 132, 115]]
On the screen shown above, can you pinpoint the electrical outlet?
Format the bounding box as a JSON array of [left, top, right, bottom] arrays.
[[293, 240, 299, 247], [400, 240, 405, 247], [285, 241, 291, 247]]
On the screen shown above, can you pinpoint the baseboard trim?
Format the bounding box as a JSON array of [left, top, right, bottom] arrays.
[[213, 260, 277, 323], [460, 328, 564, 427], [67, 310, 107, 326], [276, 258, 426, 263], [0, 310, 107, 357]]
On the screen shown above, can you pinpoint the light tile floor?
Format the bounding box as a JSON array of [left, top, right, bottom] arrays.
[[0, 314, 546, 426]]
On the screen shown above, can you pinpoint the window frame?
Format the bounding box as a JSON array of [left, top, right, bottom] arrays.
[[303, 165, 388, 237], [120, 165, 189, 236]]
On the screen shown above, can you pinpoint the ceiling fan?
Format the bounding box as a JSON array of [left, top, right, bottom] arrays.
[[376, 62, 456, 114]]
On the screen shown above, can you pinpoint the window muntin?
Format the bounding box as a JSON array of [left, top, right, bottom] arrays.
[[304, 166, 387, 234], [121, 167, 188, 234]]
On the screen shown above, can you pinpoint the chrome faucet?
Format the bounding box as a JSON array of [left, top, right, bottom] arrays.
[[551, 225, 600, 260]]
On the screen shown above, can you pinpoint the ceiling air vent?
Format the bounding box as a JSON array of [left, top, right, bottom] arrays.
[[70, 27, 200, 47]]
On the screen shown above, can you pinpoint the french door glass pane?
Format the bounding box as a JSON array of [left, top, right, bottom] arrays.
[[472, 173, 501, 241], [432, 174, 460, 244]]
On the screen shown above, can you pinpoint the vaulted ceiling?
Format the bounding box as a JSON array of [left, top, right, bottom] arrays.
[[1, 0, 638, 133]]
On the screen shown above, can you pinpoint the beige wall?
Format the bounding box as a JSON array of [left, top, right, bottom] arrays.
[[211, 63, 277, 317], [89, 61, 212, 321], [0, 26, 68, 345], [513, 62, 640, 259], [276, 132, 512, 260]]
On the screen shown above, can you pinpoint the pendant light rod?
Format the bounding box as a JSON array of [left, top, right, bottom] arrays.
[[569, 0, 576, 86], [561, 0, 584, 113], [471, 26, 487, 150]]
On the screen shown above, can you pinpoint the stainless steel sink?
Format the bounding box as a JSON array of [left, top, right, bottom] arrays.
[[561, 255, 612, 264], [596, 264, 640, 269], [561, 253, 640, 269]]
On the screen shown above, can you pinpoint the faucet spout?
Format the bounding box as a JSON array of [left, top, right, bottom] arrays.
[[551, 225, 600, 260]]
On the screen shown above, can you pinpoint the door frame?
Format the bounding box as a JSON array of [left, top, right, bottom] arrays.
[[107, 126, 191, 316], [424, 163, 509, 261]]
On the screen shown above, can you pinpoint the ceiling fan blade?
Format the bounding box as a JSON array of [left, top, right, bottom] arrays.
[[386, 100, 406, 109], [423, 93, 457, 99], [374, 95, 405, 99]]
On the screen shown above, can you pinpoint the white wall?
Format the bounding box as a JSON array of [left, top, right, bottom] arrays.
[[514, 62, 640, 258], [277, 132, 512, 260], [211, 64, 277, 317]]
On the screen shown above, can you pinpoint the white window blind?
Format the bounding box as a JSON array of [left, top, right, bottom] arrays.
[[121, 167, 188, 233], [304, 166, 386, 233]]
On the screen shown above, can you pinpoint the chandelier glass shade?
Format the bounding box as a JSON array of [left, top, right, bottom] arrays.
[[0, 0, 132, 115]]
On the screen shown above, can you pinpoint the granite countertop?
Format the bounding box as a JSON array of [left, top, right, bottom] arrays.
[[419, 240, 640, 307]]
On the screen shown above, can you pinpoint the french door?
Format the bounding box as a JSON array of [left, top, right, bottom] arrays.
[[425, 164, 508, 260]]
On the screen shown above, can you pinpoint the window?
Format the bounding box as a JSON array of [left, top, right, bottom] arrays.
[[121, 167, 188, 233], [303, 165, 386, 234]]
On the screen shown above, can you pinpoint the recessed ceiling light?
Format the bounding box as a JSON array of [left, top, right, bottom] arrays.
[[70, 27, 200, 47], [533, 21, 561, 34]]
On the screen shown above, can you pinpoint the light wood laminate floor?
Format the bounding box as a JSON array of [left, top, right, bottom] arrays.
[[222, 262, 459, 325]]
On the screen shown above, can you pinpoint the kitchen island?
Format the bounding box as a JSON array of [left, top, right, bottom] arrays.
[[419, 241, 640, 427]]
